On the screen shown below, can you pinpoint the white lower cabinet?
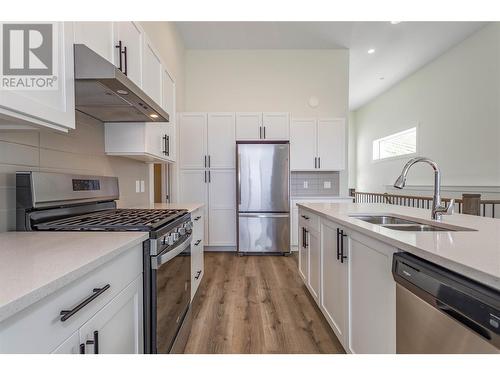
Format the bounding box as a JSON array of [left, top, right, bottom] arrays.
[[348, 232, 396, 354], [320, 219, 349, 348], [0, 244, 143, 354], [79, 276, 143, 354], [298, 207, 397, 353], [191, 207, 205, 300]]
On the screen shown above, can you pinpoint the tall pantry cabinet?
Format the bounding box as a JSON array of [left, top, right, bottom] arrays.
[[178, 113, 237, 248]]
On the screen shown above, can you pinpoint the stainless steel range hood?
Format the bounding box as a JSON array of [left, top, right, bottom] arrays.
[[74, 44, 169, 123]]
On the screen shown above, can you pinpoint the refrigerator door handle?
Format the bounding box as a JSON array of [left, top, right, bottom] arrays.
[[238, 213, 289, 218], [237, 154, 242, 205]]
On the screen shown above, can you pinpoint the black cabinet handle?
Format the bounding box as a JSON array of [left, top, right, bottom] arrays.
[[263, 126, 266, 139], [60, 284, 110, 322], [204, 155, 207, 168], [336, 228, 340, 260], [340, 230, 348, 263], [115, 40, 123, 71], [208, 170, 211, 183], [194, 239, 201, 246], [302, 228, 309, 248], [318, 157, 321, 169], [122, 46, 128, 76], [79, 343, 85, 354], [86, 330, 99, 354], [195, 270, 202, 280], [204, 170, 207, 183], [301, 215, 309, 220], [194, 216, 201, 221]]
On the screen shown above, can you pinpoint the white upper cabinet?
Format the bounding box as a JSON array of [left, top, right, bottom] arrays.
[[207, 113, 236, 169], [235, 112, 289, 140], [317, 118, 346, 171], [290, 117, 346, 171], [74, 22, 115, 63], [179, 113, 208, 169], [262, 112, 289, 140], [290, 118, 317, 170], [0, 22, 75, 132], [141, 38, 162, 105], [162, 69, 175, 116], [235, 112, 262, 140], [113, 22, 142, 87]]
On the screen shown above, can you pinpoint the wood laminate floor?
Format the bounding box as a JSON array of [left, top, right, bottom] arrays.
[[184, 252, 345, 354]]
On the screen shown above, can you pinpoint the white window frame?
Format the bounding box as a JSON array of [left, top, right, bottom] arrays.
[[372, 125, 419, 163]]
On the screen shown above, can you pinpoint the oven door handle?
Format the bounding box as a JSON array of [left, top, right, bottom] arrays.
[[152, 235, 192, 270]]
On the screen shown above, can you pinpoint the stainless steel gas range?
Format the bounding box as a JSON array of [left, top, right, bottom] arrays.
[[16, 171, 192, 354]]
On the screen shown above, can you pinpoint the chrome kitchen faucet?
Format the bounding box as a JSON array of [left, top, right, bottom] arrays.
[[393, 157, 454, 220]]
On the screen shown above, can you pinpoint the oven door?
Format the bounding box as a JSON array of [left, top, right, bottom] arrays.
[[151, 234, 192, 353]]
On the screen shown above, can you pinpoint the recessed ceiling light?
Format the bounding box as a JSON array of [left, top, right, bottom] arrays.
[[150, 114, 159, 119], [367, 48, 375, 54], [390, 21, 401, 24]]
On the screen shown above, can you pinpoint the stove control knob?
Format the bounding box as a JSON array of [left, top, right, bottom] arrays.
[[165, 234, 175, 246], [172, 232, 180, 242], [184, 222, 193, 230], [179, 227, 186, 236]]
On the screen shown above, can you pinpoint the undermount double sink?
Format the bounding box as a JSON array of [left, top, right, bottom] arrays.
[[349, 215, 475, 232]]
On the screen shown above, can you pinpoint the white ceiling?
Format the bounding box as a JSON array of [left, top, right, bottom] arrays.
[[175, 21, 487, 109]]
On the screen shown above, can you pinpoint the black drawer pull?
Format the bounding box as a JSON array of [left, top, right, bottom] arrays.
[[60, 284, 110, 322], [85, 330, 99, 354], [194, 216, 201, 221], [194, 239, 202, 246], [195, 270, 202, 280], [301, 215, 310, 220]]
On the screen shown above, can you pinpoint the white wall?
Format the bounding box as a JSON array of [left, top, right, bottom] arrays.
[[184, 49, 350, 195], [184, 49, 349, 117], [354, 23, 500, 196]]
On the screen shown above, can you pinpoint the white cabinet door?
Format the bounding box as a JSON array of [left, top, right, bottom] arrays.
[[317, 118, 346, 171], [74, 22, 114, 63], [236, 112, 262, 140], [208, 169, 236, 246], [207, 113, 236, 169], [291, 207, 299, 248], [114, 22, 142, 87], [348, 234, 396, 354], [79, 276, 143, 354], [308, 229, 321, 303], [320, 220, 348, 348], [162, 69, 175, 116], [51, 331, 80, 354], [141, 38, 162, 106], [179, 170, 209, 237], [290, 118, 317, 170], [179, 113, 207, 169], [0, 22, 75, 132], [262, 112, 289, 140], [298, 223, 308, 283]]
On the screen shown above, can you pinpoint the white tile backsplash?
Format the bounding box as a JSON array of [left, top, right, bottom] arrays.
[[0, 112, 150, 232]]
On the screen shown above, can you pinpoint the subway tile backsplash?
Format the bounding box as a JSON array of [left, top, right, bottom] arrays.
[[0, 112, 150, 232], [291, 171, 340, 197]]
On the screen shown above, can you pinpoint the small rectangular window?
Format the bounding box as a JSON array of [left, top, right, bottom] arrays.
[[373, 127, 417, 161]]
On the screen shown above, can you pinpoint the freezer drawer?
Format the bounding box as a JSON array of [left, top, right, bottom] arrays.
[[238, 213, 290, 253]]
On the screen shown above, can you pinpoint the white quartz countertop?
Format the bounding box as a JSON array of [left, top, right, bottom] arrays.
[[0, 231, 148, 323], [123, 202, 204, 213], [297, 203, 500, 290]]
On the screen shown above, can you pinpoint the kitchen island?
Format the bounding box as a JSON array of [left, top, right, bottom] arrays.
[[297, 202, 500, 354]]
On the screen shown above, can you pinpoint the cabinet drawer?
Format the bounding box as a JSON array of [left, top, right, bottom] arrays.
[[0, 244, 142, 353], [298, 209, 320, 232]]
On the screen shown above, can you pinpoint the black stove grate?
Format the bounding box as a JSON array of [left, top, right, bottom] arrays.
[[34, 208, 188, 231]]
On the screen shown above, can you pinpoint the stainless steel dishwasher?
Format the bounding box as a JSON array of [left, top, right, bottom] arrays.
[[392, 252, 500, 354]]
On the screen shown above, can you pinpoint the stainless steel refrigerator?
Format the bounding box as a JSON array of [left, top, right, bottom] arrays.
[[236, 141, 290, 254]]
